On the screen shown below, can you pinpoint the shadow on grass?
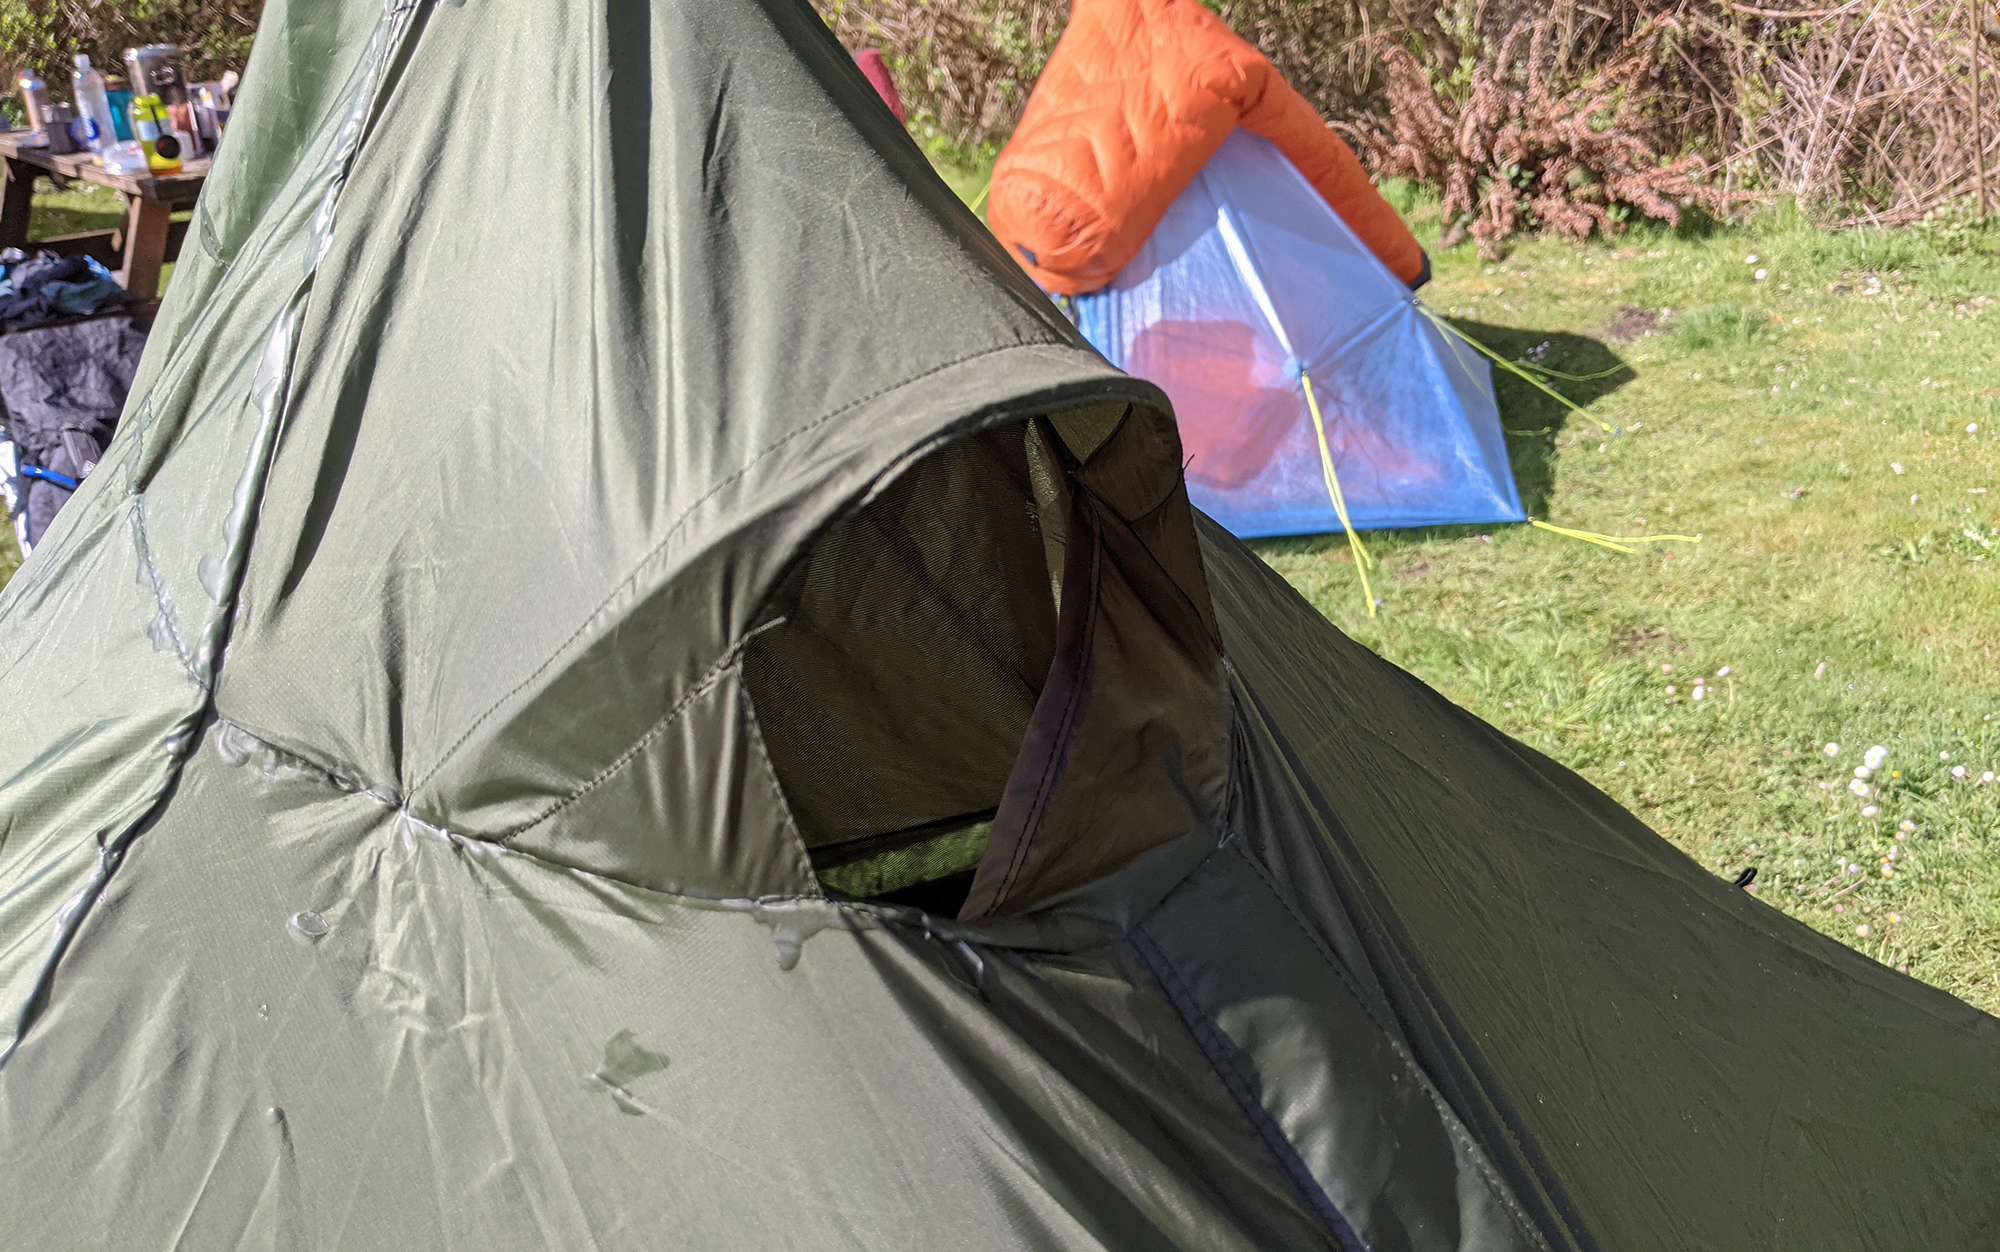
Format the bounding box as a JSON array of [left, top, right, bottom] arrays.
[[1248, 319, 1634, 565], [1450, 318, 1635, 518]]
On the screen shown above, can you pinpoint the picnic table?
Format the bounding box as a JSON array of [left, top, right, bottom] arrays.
[[0, 132, 209, 303]]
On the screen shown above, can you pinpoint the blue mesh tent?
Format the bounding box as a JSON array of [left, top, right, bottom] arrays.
[[1072, 131, 1526, 538]]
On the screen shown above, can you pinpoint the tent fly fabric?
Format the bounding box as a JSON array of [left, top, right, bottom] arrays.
[[1, 1, 1998, 1250], [1072, 131, 1526, 537]]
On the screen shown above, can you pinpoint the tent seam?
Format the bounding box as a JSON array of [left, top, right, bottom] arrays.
[[125, 492, 200, 684], [210, 711, 842, 908], [1126, 923, 1369, 1252], [1226, 839, 1560, 1252], [491, 642, 753, 842], [730, 669, 823, 896], [409, 338, 1084, 794]]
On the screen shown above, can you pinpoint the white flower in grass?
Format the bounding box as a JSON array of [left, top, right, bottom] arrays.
[[1953, 765, 1968, 779], [1854, 766, 1872, 780], [1861, 805, 1879, 818], [1849, 779, 1871, 797], [1899, 820, 1917, 833], [1824, 742, 1841, 757], [1983, 772, 1996, 785], [1865, 745, 1889, 769]]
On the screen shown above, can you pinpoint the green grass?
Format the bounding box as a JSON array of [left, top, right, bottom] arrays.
[[28, 180, 127, 237], [1262, 195, 2000, 1014]]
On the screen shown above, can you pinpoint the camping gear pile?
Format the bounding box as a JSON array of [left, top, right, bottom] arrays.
[[988, 0, 1524, 541], [0, 312, 144, 550], [0, 1, 1996, 1249], [0, 250, 126, 327]]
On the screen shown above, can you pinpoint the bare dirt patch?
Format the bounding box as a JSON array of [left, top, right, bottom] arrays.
[[1605, 306, 1660, 342]]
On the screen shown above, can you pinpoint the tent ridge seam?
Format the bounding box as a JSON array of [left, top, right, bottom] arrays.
[[1225, 841, 1560, 1252], [491, 625, 777, 843], [1126, 922, 1369, 1252], [408, 338, 1090, 794]]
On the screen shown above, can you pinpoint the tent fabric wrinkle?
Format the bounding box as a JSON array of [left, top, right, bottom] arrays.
[[2, 1, 1999, 1249]]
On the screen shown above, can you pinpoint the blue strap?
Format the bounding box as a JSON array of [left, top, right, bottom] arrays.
[[19, 464, 80, 491]]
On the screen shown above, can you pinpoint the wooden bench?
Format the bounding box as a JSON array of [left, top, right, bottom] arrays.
[[0, 132, 208, 302]]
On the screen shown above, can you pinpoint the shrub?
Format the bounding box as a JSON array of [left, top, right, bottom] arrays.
[[0, 0, 260, 95]]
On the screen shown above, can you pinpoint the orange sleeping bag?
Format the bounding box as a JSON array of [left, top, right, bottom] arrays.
[[988, 0, 1424, 295]]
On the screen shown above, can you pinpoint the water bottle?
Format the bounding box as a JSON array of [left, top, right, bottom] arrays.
[[18, 74, 50, 139], [71, 55, 117, 154]]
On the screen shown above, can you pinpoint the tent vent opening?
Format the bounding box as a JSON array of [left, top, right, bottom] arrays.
[[744, 400, 1229, 920], [744, 416, 1068, 915]]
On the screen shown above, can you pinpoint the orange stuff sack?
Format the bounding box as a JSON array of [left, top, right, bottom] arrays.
[[988, 0, 1424, 295]]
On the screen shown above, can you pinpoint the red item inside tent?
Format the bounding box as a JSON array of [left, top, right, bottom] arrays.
[[855, 49, 905, 124]]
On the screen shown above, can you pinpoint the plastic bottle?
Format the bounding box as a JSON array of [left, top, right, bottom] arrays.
[[18, 74, 50, 139], [104, 76, 133, 141], [71, 55, 116, 154], [130, 93, 181, 174]]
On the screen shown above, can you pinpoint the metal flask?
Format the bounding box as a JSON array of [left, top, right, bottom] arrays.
[[123, 45, 200, 156]]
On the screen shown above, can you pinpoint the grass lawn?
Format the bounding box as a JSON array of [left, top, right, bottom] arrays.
[[2, 159, 1995, 1013], [1288, 196, 2000, 1014]]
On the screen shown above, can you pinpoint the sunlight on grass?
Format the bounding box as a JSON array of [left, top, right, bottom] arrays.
[[1261, 205, 2000, 1012]]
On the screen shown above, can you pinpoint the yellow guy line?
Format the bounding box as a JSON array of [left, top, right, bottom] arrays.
[[1528, 519, 1703, 554], [1299, 367, 1378, 618], [1413, 304, 1701, 556], [1415, 303, 1616, 434]]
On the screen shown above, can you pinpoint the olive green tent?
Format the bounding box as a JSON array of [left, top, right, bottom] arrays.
[[1, 1, 1996, 1248]]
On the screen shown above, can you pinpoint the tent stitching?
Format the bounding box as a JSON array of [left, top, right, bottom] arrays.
[[1126, 921, 1368, 1252], [214, 709, 840, 909], [1225, 839, 1560, 1252], [1231, 675, 1601, 1252], [408, 338, 1092, 796], [730, 668, 822, 896], [489, 620, 780, 842]]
